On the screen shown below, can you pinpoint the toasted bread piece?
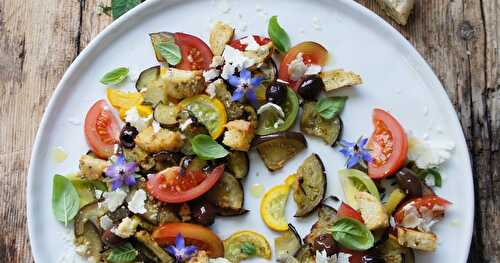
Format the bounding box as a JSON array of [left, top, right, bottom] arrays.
[[79, 154, 110, 180], [222, 120, 255, 151], [320, 69, 363, 92], [376, 0, 415, 25], [161, 68, 205, 100], [209, 21, 235, 56], [355, 191, 389, 230], [135, 126, 184, 153], [397, 227, 437, 252]]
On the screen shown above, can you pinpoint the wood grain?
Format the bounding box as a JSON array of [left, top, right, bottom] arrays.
[[0, 0, 497, 262]]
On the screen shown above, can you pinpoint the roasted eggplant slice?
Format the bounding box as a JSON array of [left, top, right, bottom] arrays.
[[154, 103, 179, 127], [74, 221, 103, 261], [123, 145, 156, 171], [304, 205, 337, 248], [227, 151, 250, 179], [206, 172, 245, 214], [74, 202, 107, 236], [136, 66, 168, 105], [254, 132, 307, 171], [294, 245, 315, 263], [293, 154, 327, 217], [300, 101, 343, 145], [275, 224, 302, 262], [153, 151, 183, 172], [373, 235, 415, 263], [149, 32, 175, 63], [135, 230, 175, 263]]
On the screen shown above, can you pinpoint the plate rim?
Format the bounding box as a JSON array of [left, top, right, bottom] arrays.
[[26, 0, 474, 261]]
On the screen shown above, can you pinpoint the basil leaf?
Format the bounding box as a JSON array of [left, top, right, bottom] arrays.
[[419, 168, 442, 187], [52, 175, 80, 226], [331, 217, 374, 251], [107, 242, 139, 263], [191, 134, 229, 160], [111, 0, 141, 19], [268, 16, 291, 53], [155, 42, 182, 66], [100, 67, 129, 85], [315, 96, 348, 119], [241, 242, 257, 256]]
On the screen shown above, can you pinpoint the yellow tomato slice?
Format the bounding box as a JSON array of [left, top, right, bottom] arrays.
[[284, 175, 297, 187], [118, 105, 153, 119], [223, 230, 272, 263], [106, 88, 144, 109], [178, 95, 227, 139], [260, 184, 291, 231]]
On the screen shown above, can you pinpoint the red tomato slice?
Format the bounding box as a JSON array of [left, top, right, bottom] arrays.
[[337, 202, 364, 223], [367, 109, 408, 179], [229, 35, 271, 51], [174, 32, 213, 70], [153, 223, 224, 258], [84, 100, 120, 159], [147, 165, 224, 203], [278, 41, 328, 90], [394, 196, 451, 224]]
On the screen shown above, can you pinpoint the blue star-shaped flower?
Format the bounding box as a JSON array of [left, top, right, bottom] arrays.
[[165, 233, 198, 263], [339, 137, 373, 168], [104, 154, 138, 191], [228, 68, 264, 107]]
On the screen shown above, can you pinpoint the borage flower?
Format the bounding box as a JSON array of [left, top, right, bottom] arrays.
[[228, 68, 264, 108], [105, 154, 138, 191], [165, 233, 198, 263], [339, 137, 373, 169]]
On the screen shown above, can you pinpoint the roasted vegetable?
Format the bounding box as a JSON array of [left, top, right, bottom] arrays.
[[338, 168, 380, 209], [135, 230, 175, 263], [154, 103, 179, 127], [74, 202, 107, 236], [304, 205, 337, 248], [153, 151, 183, 171], [226, 151, 249, 179], [223, 230, 272, 263], [206, 172, 246, 215], [275, 224, 302, 262], [149, 32, 176, 63], [136, 66, 168, 105], [293, 154, 327, 217], [256, 87, 299, 135], [373, 235, 415, 263], [300, 101, 343, 145], [254, 132, 307, 171], [123, 145, 156, 171], [260, 184, 291, 231], [294, 245, 315, 263], [74, 220, 103, 261]]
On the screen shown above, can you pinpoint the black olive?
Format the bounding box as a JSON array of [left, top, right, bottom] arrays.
[[312, 234, 336, 256], [190, 201, 216, 226], [361, 255, 386, 263], [298, 75, 324, 100], [120, 123, 139, 149], [395, 168, 423, 197], [266, 81, 288, 105], [101, 229, 123, 247]]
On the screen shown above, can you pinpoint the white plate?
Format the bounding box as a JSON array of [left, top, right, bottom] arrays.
[[27, 0, 474, 262]]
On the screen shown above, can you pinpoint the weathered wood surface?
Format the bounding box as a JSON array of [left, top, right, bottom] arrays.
[[0, 0, 497, 262]]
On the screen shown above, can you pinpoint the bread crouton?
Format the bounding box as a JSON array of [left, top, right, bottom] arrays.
[[397, 227, 437, 251], [243, 42, 274, 65], [209, 21, 235, 56], [320, 69, 363, 92], [376, 0, 415, 26], [135, 126, 184, 153], [161, 68, 205, 100], [222, 120, 255, 151], [355, 191, 389, 230], [79, 154, 110, 180], [186, 250, 209, 263]]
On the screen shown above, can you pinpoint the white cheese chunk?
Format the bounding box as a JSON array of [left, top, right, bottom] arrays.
[[99, 215, 114, 230], [111, 217, 139, 238], [210, 55, 225, 68], [222, 44, 256, 77], [209, 258, 232, 263], [203, 68, 221, 81], [408, 137, 455, 169], [100, 189, 127, 212], [124, 107, 152, 132], [127, 189, 147, 214], [206, 82, 217, 98], [240, 36, 260, 51], [179, 118, 193, 131], [305, 64, 322, 75], [288, 53, 308, 81], [152, 120, 161, 134]]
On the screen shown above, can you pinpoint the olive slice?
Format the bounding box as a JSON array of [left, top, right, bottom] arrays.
[[206, 172, 245, 214], [275, 224, 302, 261], [293, 154, 327, 217], [395, 168, 423, 197], [149, 32, 175, 63], [254, 132, 307, 171], [226, 151, 249, 179], [300, 101, 343, 145]]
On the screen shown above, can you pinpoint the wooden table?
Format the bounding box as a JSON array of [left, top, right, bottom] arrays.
[[0, 0, 498, 262]]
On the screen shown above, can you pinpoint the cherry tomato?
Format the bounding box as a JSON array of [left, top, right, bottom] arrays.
[[84, 100, 120, 159], [175, 32, 213, 70], [153, 223, 224, 257], [229, 35, 271, 51], [278, 41, 328, 90], [337, 202, 364, 223], [394, 196, 451, 224], [367, 109, 408, 179], [147, 165, 224, 203]]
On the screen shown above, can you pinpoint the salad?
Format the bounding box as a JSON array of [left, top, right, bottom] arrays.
[[51, 16, 454, 263]]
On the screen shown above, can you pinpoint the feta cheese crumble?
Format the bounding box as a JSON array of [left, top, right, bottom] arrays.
[[209, 258, 232, 263], [203, 68, 221, 81], [127, 189, 147, 214], [315, 250, 352, 263], [221, 45, 256, 79], [179, 118, 194, 131], [111, 217, 139, 238], [206, 82, 217, 98], [152, 120, 161, 134], [99, 215, 114, 230], [288, 53, 322, 81], [124, 107, 153, 132], [240, 36, 260, 51], [99, 189, 127, 212], [400, 205, 443, 232], [210, 55, 225, 68], [408, 137, 455, 169]]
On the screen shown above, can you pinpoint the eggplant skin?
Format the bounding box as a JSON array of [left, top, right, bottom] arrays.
[[254, 132, 308, 172], [293, 154, 327, 217]]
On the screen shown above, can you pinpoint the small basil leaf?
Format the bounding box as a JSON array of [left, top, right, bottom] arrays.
[[52, 175, 80, 226], [241, 242, 257, 256], [315, 96, 348, 119], [107, 242, 139, 263], [268, 16, 291, 53], [331, 217, 374, 251], [111, 0, 141, 19], [191, 134, 229, 160], [419, 168, 442, 187], [155, 42, 182, 66], [100, 67, 129, 85]]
